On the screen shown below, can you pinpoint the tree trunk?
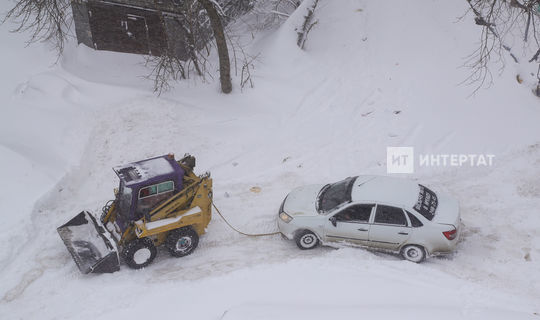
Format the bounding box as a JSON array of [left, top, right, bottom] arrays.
[[198, 0, 232, 93]]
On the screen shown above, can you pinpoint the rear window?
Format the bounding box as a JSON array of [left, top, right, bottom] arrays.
[[413, 185, 438, 220]]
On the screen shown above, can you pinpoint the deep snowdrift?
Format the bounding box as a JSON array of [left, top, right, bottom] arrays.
[[1, 0, 539, 319]]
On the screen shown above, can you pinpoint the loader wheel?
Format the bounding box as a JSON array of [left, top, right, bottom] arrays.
[[166, 228, 199, 257], [122, 238, 157, 269]]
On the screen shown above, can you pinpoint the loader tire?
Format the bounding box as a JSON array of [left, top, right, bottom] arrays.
[[166, 227, 199, 257], [122, 238, 157, 269]]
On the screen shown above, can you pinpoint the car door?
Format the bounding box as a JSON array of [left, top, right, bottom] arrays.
[[324, 204, 374, 245], [368, 204, 411, 251]]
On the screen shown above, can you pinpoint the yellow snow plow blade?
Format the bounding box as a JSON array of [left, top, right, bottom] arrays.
[[57, 211, 120, 274]]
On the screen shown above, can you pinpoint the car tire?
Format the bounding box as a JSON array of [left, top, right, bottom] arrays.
[[401, 245, 426, 263], [166, 227, 199, 257], [295, 230, 319, 250], [122, 237, 157, 269]]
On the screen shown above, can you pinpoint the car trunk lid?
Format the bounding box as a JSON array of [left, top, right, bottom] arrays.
[[432, 192, 460, 228]]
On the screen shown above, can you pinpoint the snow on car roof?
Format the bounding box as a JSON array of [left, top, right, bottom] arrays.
[[113, 155, 176, 187], [351, 175, 420, 208]]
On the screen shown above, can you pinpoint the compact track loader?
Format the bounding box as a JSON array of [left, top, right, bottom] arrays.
[[57, 154, 213, 273]]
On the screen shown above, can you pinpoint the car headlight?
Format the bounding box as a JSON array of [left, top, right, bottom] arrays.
[[279, 212, 293, 223]]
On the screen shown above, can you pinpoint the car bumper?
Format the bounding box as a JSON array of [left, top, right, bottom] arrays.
[[426, 231, 461, 256], [277, 217, 296, 240]]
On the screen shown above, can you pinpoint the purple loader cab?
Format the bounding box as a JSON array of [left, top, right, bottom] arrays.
[[113, 155, 186, 232]]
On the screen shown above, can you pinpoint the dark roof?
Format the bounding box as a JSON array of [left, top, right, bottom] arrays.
[[86, 0, 182, 13]]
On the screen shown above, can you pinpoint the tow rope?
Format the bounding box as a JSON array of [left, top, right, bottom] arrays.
[[211, 201, 281, 237]]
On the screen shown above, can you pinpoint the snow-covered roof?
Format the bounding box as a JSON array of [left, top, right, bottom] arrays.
[[90, 0, 175, 9], [113, 155, 177, 187], [351, 175, 419, 208]]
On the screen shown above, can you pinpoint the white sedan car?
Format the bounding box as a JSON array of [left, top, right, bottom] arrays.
[[277, 175, 461, 262]]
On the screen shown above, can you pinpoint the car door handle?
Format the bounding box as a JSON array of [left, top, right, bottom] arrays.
[[398, 232, 409, 235], [358, 228, 369, 231]]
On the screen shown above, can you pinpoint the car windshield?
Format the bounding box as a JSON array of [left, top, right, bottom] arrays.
[[317, 176, 357, 213], [413, 184, 438, 220]]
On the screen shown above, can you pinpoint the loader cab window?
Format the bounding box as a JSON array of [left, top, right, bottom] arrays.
[[139, 185, 158, 198], [136, 181, 175, 219], [157, 181, 174, 193], [118, 182, 133, 218], [138, 181, 175, 199]]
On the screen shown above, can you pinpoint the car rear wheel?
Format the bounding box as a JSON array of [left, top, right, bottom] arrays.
[[401, 245, 426, 263], [295, 230, 319, 250]]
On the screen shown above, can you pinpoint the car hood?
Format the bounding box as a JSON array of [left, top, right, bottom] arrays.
[[283, 184, 326, 217]]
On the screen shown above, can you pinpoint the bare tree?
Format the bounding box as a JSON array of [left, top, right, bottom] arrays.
[[252, 0, 302, 29], [148, 0, 248, 94], [199, 0, 232, 93], [146, 53, 187, 95], [2, 0, 71, 56], [296, 0, 319, 49], [464, 0, 540, 96], [147, 0, 213, 95], [5, 0, 246, 95]]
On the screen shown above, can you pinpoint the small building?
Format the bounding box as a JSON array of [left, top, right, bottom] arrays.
[[71, 0, 194, 60]]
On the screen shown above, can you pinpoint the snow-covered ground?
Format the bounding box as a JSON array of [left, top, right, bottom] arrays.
[[1, 0, 539, 319]]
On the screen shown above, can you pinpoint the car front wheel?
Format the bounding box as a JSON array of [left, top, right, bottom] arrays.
[[401, 245, 426, 263], [295, 230, 319, 250]]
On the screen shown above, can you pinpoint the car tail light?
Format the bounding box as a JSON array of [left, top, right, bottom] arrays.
[[443, 228, 457, 240]]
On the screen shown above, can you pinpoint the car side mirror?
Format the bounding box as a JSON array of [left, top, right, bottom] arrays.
[[329, 216, 337, 227]]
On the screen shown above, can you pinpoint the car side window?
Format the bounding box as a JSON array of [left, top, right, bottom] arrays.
[[374, 205, 407, 226], [406, 211, 423, 227], [334, 204, 373, 223]]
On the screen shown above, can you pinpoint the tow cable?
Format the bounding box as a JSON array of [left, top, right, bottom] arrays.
[[211, 201, 281, 237]]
